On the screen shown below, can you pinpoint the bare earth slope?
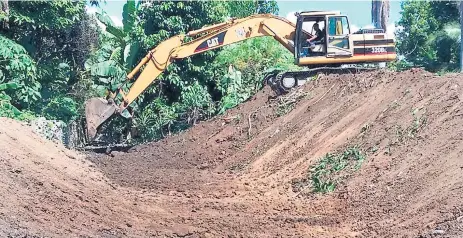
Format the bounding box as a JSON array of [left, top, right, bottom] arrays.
[[0, 118, 191, 237], [2, 68, 463, 237]]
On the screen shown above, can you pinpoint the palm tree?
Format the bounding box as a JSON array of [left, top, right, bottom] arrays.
[[372, 0, 390, 31]]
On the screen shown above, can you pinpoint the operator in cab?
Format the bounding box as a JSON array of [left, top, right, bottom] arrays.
[[307, 23, 324, 48]]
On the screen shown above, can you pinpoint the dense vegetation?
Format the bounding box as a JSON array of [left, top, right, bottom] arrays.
[[395, 0, 461, 72], [0, 0, 461, 145], [0, 0, 291, 143]]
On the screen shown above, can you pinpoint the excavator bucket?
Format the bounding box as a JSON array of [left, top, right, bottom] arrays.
[[84, 98, 118, 141]]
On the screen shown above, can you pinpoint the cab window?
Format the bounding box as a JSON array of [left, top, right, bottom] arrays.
[[328, 16, 350, 35]]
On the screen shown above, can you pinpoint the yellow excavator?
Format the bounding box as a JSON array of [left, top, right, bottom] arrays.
[[84, 11, 396, 141]]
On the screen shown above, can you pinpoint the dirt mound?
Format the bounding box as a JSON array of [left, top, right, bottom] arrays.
[[0, 118, 190, 237], [90, 68, 463, 237], [3, 68, 463, 237]]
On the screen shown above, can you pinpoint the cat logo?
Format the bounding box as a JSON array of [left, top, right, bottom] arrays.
[[194, 31, 226, 53], [207, 37, 219, 47]]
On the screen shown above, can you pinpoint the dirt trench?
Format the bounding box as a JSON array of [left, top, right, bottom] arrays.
[[2, 68, 463, 237]]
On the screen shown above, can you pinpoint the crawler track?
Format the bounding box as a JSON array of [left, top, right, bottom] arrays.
[[266, 66, 379, 94]]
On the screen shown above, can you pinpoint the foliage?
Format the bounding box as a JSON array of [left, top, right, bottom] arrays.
[[133, 98, 179, 141], [309, 147, 365, 193], [3, 0, 93, 83], [213, 37, 297, 113], [0, 35, 40, 107], [0, 81, 35, 122], [42, 96, 78, 122], [396, 0, 460, 71], [6, 0, 83, 31], [137, 0, 228, 95], [84, 0, 139, 101], [0, 82, 21, 117], [387, 59, 413, 72], [227, 0, 279, 18], [84, 40, 127, 94], [216, 68, 245, 114], [178, 81, 215, 124], [0, 0, 98, 123], [95, 0, 140, 69]]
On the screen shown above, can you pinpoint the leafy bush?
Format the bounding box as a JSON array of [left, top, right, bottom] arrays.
[[309, 147, 365, 193], [387, 59, 413, 72], [179, 81, 215, 124], [213, 37, 298, 113], [0, 82, 21, 117], [42, 96, 78, 122], [0, 35, 40, 107], [134, 98, 179, 141]]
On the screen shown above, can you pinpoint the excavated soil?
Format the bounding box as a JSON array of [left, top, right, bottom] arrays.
[[2, 68, 463, 237]]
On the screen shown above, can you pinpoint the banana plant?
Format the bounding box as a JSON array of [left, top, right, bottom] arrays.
[[94, 0, 140, 70], [85, 0, 141, 96]]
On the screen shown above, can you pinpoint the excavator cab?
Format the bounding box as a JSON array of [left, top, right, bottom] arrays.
[[295, 11, 395, 66], [295, 11, 354, 61]]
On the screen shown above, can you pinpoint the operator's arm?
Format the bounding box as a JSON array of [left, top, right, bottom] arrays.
[[307, 35, 317, 42], [307, 30, 320, 42], [114, 14, 297, 111]]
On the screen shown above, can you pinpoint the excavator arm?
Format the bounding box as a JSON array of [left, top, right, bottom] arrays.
[[85, 14, 298, 140]]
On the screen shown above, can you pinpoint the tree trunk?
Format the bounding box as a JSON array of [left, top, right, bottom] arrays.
[[0, 0, 9, 29], [372, 0, 390, 32]]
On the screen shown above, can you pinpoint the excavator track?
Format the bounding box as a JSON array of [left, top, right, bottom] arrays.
[[266, 66, 380, 95]]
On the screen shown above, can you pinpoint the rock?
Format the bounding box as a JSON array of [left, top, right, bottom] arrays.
[[30, 117, 66, 144], [432, 229, 445, 235], [173, 228, 192, 237]]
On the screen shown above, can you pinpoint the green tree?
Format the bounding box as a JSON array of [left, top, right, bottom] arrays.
[[397, 0, 460, 71], [84, 0, 140, 99], [0, 0, 98, 122], [0, 35, 39, 107], [128, 1, 229, 138], [227, 0, 279, 18]]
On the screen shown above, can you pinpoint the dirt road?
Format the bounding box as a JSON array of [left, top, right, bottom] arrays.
[[2, 68, 463, 237]]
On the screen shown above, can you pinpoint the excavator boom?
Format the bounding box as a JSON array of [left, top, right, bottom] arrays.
[[85, 14, 298, 140]]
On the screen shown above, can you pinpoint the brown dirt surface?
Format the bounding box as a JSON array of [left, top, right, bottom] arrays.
[[3, 68, 463, 237]]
